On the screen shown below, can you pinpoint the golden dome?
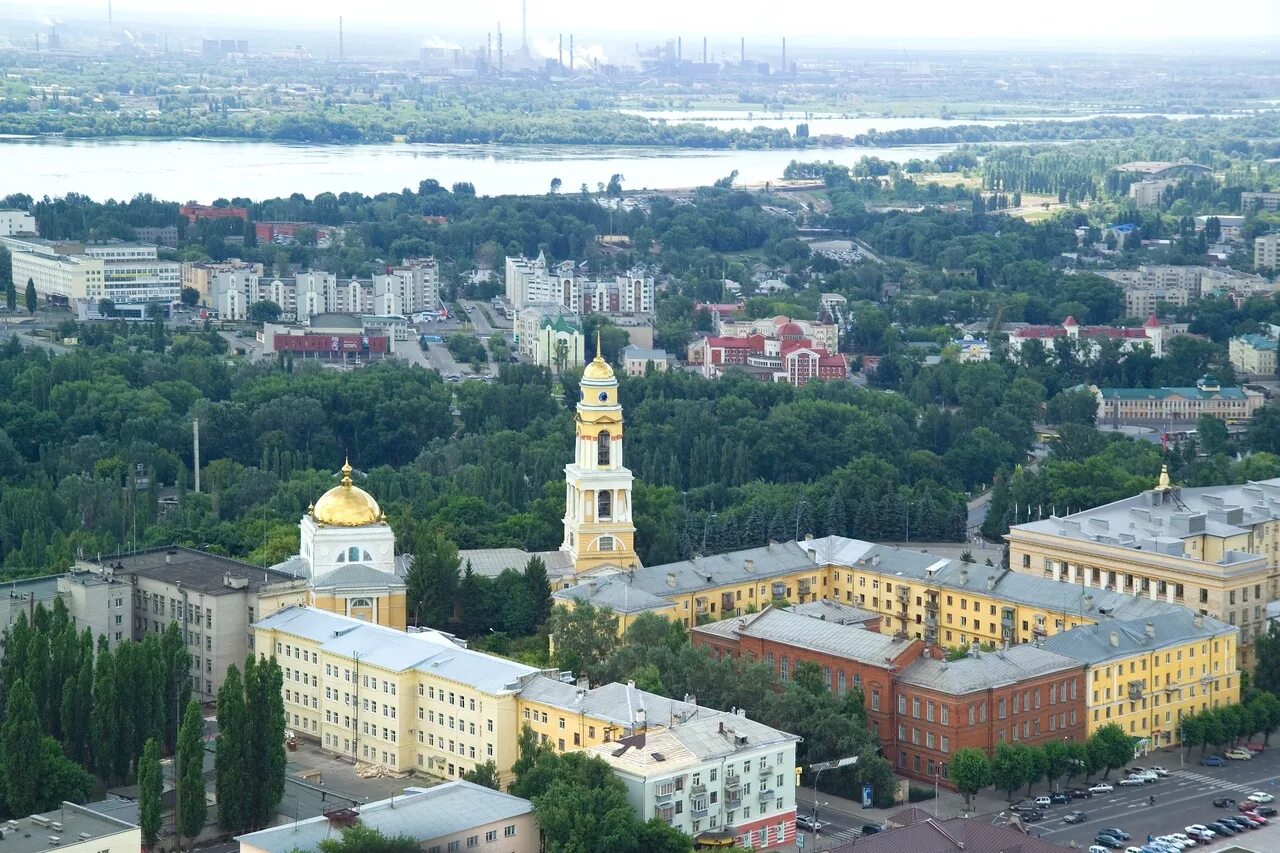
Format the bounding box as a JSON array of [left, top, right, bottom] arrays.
[[583, 330, 615, 380], [312, 460, 382, 527]]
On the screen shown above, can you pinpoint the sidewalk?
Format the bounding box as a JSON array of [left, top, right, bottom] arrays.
[[792, 785, 1010, 852]]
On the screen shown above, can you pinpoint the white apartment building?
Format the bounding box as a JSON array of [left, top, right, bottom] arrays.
[[0, 209, 37, 236], [212, 261, 439, 321], [82, 243, 181, 303], [588, 714, 800, 850], [1128, 179, 1176, 208], [1243, 192, 1280, 213], [1257, 234, 1280, 271], [371, 258, 440, 317], [1099, 265, 1274, 315], [505, 253, 654, 314]]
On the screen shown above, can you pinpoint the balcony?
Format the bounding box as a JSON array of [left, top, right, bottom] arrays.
[[694, 598, 710, 616], [691, 802, 709, 819], [725, 774, 742, 791], [758, 764, 772, 777], [1128, 681, 1145, 701], [896, 586, 910, 602], [758, 788, 774, 801], [691, 783, 707, 795], [721, 593, 736, 613]]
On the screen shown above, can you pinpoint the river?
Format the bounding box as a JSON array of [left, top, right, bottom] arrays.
[[0, 136, 968, 202]]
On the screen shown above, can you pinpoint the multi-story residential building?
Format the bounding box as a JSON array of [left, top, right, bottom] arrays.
[[0, 237, 180, 307], [371, 258, 441, 317], [1097, 265, 1272, 316], [1128, 178, 1177, 208], [1091, 375, 1264, 423], [1244, 192, 1280, 213], [1230, 333, 1278, 377], [70, 547, 310, 702], [1040, 610, 1237, 747], [1, 575, 62, 633], [890, 646, 1086, 782], [504, 253, 654, 314], [1008, 315, 1164, 358], [237, 782, 539, 853], [1256, 233, 1280, 271], [0, 209, 37, 236], [587, 713, 800, 850], [1006, 471, 1280, 655], [210, 261, 438, 321]]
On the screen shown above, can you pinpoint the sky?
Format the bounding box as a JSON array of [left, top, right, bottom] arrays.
[[27, 0, 1280, 44]]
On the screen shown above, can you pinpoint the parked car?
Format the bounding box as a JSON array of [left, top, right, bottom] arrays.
[[1089, 783, 1115, 794], [1184, 825, 1216, 842], [1050, 792, 1071, 804], [1034, 796, 1053, 808], [1200, 755, 1226, 767], [1205, 820, 1236, 836], [1089, 847, 1113, 853], [860, 825, 882, 836], [1213, 797, 1236, 808], [1255, 806, 1277, 817], [1010, 801, 1037, 812], [1149, 766, 1170, 776], [1226, 748, 1253, 760], [1119, 776, 1147, 786], [796, 814, 825, 833], [1103, 828, 1131, 841], [1246, 742, 1266, 753], [1249, 791, 1275, 804], [1022, 808, 1045, 822], [1094, 834, 1125, 849], [1065, 811, 1088, 824], [1068, 787, 1094, 799], [1239, 799, 1256, 811], [1164, 833, 1198, 848], [1225, 815, 1258, 830], [1242, 812, 1268, 826]]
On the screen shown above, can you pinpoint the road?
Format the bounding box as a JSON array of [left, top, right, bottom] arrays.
[[795, 789, 876, 850], [461, 300, 496, 337], [217, 330, 263, 362], [967, 489, 993, 535], [1031, 750, 1280, 849]]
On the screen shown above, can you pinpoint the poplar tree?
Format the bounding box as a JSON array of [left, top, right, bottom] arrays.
[[215, 664, 250, 831], [138, 739, 163, 849], [162, 622, 192, 752], [24, 277, 35, 314], [177, 700, 207, 843], [91, 640, 122, 782], [1, 679, 42, 817]]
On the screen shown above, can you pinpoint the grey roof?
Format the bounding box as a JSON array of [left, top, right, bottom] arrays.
[[235, 782, 532, 853], [555, 541, 820, 605], [85, 546, 301, 595], [1039, 609, 1236, 665], [1011, 478, 1280, 569], [459, 548, 576, 579], [0, 801, 138, 853], [788, 598, 881, 625], [694, 607, 911, 664], [552, 577, 672, 614], [622, 344, 669, 361], [256, 607, 544, 693], [310, 563, 406, 591], [895, 645, 1083, 694]]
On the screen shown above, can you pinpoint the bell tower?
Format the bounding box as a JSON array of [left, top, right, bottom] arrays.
[[562, 334, 638, 574]]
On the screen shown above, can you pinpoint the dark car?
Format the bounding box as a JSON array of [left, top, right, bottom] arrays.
[[1009, 801, 1036, 813], [1067, 788, 1093, 800], [1225, 815, 1257, 830], [1257, 806, 1278, 817], [1050, 792, 1070, 805], [1064, 811, 1087, 824], [1208, 820, 1237, 835], [1102, 828, 1130, 841], [1022, 809, 1045, 822], [1093, 833, 1124, 849], [1201, 755, 1226, 767], [861, 825, 882, 837], [1215, 796, 1237, 808], [1240, 800, 1257, 812]]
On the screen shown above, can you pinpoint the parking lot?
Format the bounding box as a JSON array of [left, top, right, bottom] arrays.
[[1025, 748, 1280, 850]]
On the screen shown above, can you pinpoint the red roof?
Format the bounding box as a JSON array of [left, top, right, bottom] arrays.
[[778, 322, 804, 338], [704, 334, 766, 351], [1062, 315, 1079, 327], [1145, 313, 1162, 328]]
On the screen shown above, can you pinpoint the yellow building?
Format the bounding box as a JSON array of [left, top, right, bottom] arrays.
[[1040, 610, 1238, 747], [561, 342, 640, 575], [1006, 469, 1280, 663]]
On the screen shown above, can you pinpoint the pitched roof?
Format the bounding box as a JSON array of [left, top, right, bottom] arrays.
[[235, 782, 532, 853], [693, 607, 914, 665], [1038, 609, 1236, 665], [788, 598, 881, 625], [895, 645, 1083, 694], [1097, 385, 1250, 400], [310, 563, 406, 591]]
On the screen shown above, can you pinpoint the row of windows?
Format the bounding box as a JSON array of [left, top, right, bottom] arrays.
[[424, 823, 518, 853]]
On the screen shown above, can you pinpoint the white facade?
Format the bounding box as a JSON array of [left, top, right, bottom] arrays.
[[0, 210, 37, 236], [1, 236, 104, 304], [298, 513, 397, 578], [212, 261, 438, 322], [1257, 234, 1280, 271], [505, 253, 654, 314]]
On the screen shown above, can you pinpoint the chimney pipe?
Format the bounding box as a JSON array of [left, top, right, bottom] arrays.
[[1144, 622, 1155, 639], [1109, 631, 1120, 648], [558, 33, 563, 68]]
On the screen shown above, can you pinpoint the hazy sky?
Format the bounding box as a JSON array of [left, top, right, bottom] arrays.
[[34, 0, 1280, 43]]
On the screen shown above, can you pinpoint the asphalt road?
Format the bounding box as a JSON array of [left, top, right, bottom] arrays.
[[1031, 751, 1280, 849], [795, 791, 878, 849]]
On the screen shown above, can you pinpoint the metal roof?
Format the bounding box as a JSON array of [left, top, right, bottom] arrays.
[[235, 782, 532, 853], [458, 548, 577, 580], [256, 607, 542, 693], [310, 563, 406, 591], [1038, 610, 1236, 665], [895, 645, 1083, 694], [693, 607, 910, 664]]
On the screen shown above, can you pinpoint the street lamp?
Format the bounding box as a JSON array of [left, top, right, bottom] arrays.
[[809, 756, 859, 832]]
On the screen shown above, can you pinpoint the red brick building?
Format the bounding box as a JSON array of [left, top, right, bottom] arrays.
[[179, 204, 249, 224], [692, 608, 925, 748], [890, 646, 1087, 788]]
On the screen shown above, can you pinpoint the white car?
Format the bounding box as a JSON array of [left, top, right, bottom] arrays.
[[1165, 833, 1197, 847], [1118, 776, 1147, 786], [1133, 770, 1159, 782], [1089, 783, 1114, 794], [1150, 766, 1171, 777], [1034, 796, 1052, 807], [1158, 837, 1193, 850], [1184, 825, 1216, 842], [1249, 791, 1276, 804]]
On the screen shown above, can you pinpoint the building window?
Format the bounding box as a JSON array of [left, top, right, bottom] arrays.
[[597, 431, 611, 465]]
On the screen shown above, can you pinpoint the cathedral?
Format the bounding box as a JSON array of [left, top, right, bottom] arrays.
[[278, 344, 642, 627]]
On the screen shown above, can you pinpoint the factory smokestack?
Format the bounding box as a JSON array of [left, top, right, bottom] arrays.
[[558, 33, 563, 68], [338, 16, 344, 61], [570, 34, 574, 70], [740, 36, 745, 63], [677, 36, 682, 62], [487, 32, 492, 67], [193, 418, 201, 494], [702, 36, 707, 64], [521, 0, 528, 56], [497, 24, 503, 74], [781, 37, 787, 74]]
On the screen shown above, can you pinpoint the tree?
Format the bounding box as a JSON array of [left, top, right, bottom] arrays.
[[1023, 744, 1048, 795], [461, 760, 501, 790], [162, 622, 192, 752], [4, 275, 14, 313], [139, 738, 163, 849], [181, 286, 200, 307], [1041, 740, 1071, 791], [91, 640, 123, 782], [215, 664, 250, 831], [25, 276, 36, 314], [317, 824, 420, 853], [990, 742, 1028, 800], [1248, 691, 1280, 745], [1064, 741, 1089, 782], [546, 603, 620, 678], [0, 243, 11, 311], [177, 700, 207, 843], [244, 655, 287, 830], [1253, 621, 1280, 695], [35, 735, 95, 811], [550, 177, 563, 194], [949, 748, 991, 810], [1, 679, 42, 817], [247, 300, 282, 324], [524, 556, 553, 629], [1088, 724, 1133, 779], [406, 531, 461, 628]]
